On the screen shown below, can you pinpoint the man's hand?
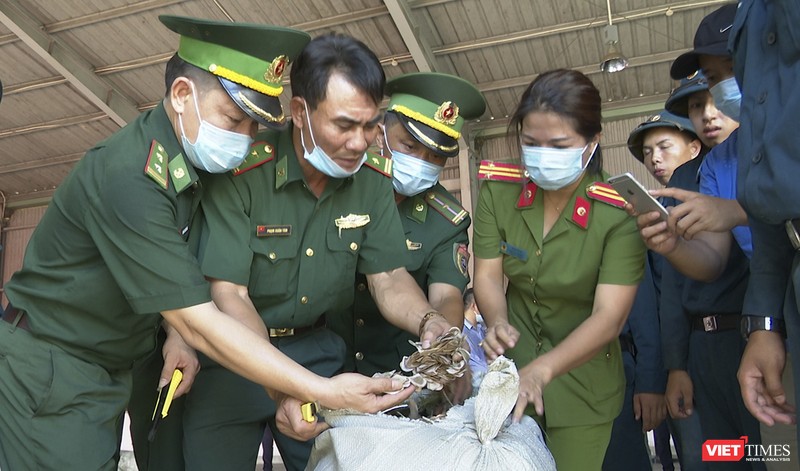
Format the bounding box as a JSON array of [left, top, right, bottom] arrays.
[[738, 330, 796, 426], [633, 392, 667, 432], [481, 321, 520, 362], [419, 313, 451, 349], [650, 187, 747, 240], [274, 393, 330, 442], [320, 373, 414, 412], [629, 205, 681, 256], [665, 369, 694, 419], [276, 373, 415, 441], [161, 325, 200, 397]]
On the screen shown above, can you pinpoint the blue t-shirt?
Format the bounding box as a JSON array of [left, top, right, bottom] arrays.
[[699, 129, 753, 258]]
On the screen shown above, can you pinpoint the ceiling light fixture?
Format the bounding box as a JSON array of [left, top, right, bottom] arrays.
[[600, 0, 629, 73]]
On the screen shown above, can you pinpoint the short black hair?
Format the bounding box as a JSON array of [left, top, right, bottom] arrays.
[[290, 33, 385, 110], [163, 53, 218, 97], [463, 287, 475, 305], [384, 110, 401, 128]]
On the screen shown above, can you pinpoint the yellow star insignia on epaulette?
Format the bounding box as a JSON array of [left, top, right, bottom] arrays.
[[363, 152, 392, 177], [233, 141, 275, 176], [145, 140, 169, 190]]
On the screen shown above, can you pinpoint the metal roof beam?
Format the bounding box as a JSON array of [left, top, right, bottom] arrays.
[[432, 0, 731, 56], [0, 0, 139, 126], [383, 0, 437, 72], [0, 0, 185, 46], [0, 152, 83, 175], [0, 112, 108, 139]]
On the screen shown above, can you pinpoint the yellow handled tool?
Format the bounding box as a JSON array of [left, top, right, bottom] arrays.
[[148, 369, 183, 441]]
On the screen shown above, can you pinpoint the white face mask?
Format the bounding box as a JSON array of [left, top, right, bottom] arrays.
[[384, 128, 443, 196], [300, 101, 366, 178], [178, 81, 253, 173], [709, 76, 741, 122], [521, 143, 596, 191]]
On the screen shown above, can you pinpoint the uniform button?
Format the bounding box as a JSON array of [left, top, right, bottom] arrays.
[[532, 298, 538, 304], [268, 252, 277, 260], [753, 151, 763, 163], [300, 296, 309, 304], [357, 283, 367, 291], [305, 248, 314, 257], [606, 352, 611, 359], [355, 352, 364, 361], [536, 341, 542, 349], [535, 249, 542, 257], [767, 32, 776, 45], [758, 91, 767, 104], [529, 277, 534, 284], [350, 242, 358, 251], [356, 318, 365, 327]]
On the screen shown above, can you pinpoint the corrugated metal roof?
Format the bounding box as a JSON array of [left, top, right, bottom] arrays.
[[0, 0, 733, 207]]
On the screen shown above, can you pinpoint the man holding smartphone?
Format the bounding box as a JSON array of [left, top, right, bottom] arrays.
[[634, 6, 767, 469], [605, 110, 706, 471]]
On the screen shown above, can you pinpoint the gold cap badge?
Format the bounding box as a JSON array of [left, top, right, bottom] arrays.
[[434, 101, 459, 125], [264, 55, 289, 84]]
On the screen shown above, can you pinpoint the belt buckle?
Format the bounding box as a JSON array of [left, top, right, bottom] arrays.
[[269, 327, 294, 338], [786, 220, 800, 251], [702, 315, 718, 332]]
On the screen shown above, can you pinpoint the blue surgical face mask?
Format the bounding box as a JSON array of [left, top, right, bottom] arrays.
[[301, 101, 367, 178], [521, 143, 596, 191], [709, 76, 741, 122], [384, 128, 443, 196], [178, 82, 253, 173]]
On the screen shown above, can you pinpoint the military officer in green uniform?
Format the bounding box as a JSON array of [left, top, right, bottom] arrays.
[[327, 72, 485, 377], [473, 69, 645, 470], [0, 17, 413, 471], [168, 35, 454, 471]]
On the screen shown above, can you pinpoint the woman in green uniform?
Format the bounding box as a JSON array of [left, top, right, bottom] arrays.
[[473, 69, 645, 470]]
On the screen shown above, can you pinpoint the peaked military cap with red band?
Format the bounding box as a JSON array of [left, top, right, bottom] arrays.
[[160, 15, 310, 129], [386, 72, 486, 158]]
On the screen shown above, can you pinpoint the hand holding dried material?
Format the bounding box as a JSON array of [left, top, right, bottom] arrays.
[[400, 327, 469, 391]]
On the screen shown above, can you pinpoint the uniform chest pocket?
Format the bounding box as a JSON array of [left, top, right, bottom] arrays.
[[403, 245, 425, 273], [248, 235, 300, 297], [324, 227, 363, 297]]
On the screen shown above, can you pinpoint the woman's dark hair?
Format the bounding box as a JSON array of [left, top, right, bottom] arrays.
[[290, 33, 385, 109], [508, 69, 604, 175]]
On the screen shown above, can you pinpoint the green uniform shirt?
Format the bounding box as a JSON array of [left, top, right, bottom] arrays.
[[328, 184, 471, 375], [4, 103, 211, 371], [473, 171, 645, 427], [197, 125, 407, 327]]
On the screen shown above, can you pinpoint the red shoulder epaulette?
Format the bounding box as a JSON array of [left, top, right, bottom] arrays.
[[478, 160, 526, 182], [586, 182, 626, 208]]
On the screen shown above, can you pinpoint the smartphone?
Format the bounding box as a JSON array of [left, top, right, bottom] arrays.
[[608, 172, 669, 221]]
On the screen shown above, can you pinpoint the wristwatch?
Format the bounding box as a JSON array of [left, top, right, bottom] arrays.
[[740, 315, 786, 340]]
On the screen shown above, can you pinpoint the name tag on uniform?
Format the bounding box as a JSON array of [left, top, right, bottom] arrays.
[[500, 241, 528, 261], [257, 225, 292, 237]]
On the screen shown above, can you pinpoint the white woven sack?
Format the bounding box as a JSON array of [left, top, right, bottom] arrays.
[[305, 357, 555, 471]]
